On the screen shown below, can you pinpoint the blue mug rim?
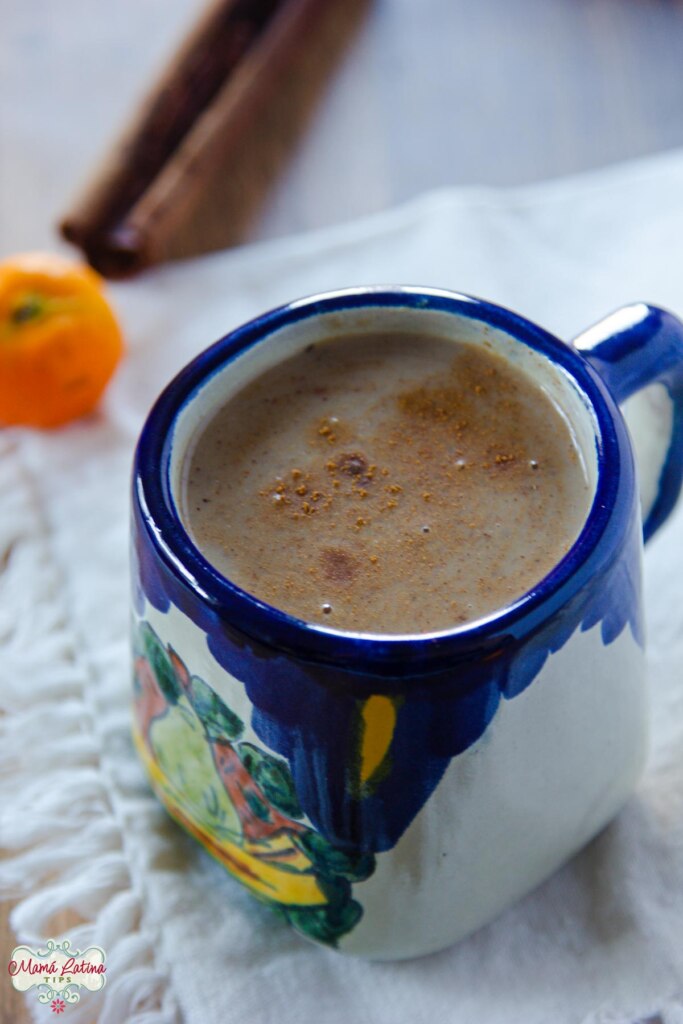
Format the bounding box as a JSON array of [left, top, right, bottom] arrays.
[[133, 286, 633, 673]]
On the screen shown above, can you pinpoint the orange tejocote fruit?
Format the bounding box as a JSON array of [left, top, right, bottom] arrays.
[[0, 252, 124, 428]]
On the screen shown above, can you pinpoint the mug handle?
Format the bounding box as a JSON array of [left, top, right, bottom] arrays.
[[573, 303, 683, 542]]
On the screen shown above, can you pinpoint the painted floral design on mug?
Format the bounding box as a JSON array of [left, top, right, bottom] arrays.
[[132, 620, 375, 945]]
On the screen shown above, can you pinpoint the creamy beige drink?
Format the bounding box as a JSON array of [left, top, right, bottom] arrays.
[[180, 332, 590, 634]]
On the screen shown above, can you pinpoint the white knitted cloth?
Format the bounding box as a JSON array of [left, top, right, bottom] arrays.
[[2, 151, 683, 1023]]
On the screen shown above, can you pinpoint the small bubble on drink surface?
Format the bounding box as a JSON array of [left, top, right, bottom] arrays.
[[530, 459, 539, 470], [322, 603, 332, 614], [421, 525, 431, 534], [272, 493, 285, 504]]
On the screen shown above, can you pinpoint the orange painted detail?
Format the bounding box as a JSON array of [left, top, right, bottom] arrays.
[[211, 738, 305, 843], [168, 647, 190, 689], [133, 655, 167, 751], [0, 252, 124, 428]]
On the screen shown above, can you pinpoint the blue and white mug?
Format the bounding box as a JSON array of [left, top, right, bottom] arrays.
[[131, 288, 683, 960]]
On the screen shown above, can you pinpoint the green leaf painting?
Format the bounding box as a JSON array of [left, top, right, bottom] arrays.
[[139, 621, 180, 704], [238, 743, 303, 819], [292, 829, 376, 883], [187, 674, 244, 741]]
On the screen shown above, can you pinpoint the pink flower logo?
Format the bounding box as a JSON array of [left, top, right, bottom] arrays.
[[50, 998, 66, 1014]]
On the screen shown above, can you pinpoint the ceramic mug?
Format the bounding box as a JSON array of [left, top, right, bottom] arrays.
[[131, 288, 683, 960]]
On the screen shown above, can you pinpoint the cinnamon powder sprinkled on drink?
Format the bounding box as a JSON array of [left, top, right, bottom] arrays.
[[182, 332, 590, 634]]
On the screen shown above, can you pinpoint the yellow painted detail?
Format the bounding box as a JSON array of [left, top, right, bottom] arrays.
[[359, 695, 397, 787], [132, 722, 328, 907], [243, 834, 314, 872]]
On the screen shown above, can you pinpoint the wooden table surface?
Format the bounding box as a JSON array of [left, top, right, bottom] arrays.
[[4, 0, 683, 1019]]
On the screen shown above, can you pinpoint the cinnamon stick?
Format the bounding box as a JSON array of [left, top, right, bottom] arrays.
[[59, 0, 336, 278]]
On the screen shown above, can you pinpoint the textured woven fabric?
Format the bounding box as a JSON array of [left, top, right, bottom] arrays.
[[2, 151, 683, 1023]]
